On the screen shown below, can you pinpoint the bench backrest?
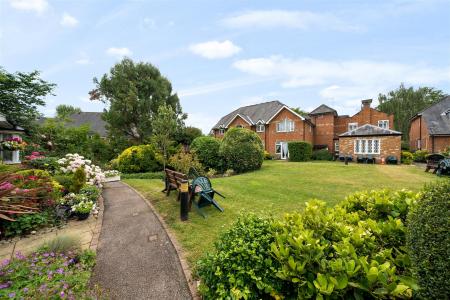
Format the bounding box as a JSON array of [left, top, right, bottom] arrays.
[[165, 169, 188, 188]]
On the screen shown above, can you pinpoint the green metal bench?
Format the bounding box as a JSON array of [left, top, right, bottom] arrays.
[[190, 176, 225, 218]]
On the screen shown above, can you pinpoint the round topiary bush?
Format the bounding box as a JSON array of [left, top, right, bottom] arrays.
[[312, 149, 333, 161], [191, 136, 222, 171], [219, 128, 264, 173], [115, 144, 162, 173], [288, 141, 312, 161], [407, 180, 450, 299]]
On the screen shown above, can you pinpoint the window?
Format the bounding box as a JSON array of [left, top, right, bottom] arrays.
[[256, 124, 265, 132], [276, 119, 295, 132], [417, 139, 421, 149], [219, 128, 225, 135], [275, 142, 282, 154], [378, 120, 389, 129], [334, 141, 339, 152], [354, 139, 380, 154], [348, 123, 358, 131], [236, 125, 243, 128]]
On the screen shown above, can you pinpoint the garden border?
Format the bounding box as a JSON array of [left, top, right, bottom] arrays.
[[121, 182, 200, 300]]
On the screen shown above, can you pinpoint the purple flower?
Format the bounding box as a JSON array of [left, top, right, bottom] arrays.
[[1, 259, 10, 267], [43, 253, 49, 257], [50, 252, 55, 257], [56, 268, 64, 274], [23, 287, 29, 293], [15, 252, 25, 260], [0, 282, 10, 289], [60, 291, 65, 297], [63, 283, 69, 289], [8, 292, 15, 298], [39, 284, 47, 292]]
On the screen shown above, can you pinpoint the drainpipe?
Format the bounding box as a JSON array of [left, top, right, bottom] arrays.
[[419, 117, 422, 150], [303, 121, 305, 141]]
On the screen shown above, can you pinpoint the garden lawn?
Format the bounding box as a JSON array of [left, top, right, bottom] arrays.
[[124, 160, 441, 266]]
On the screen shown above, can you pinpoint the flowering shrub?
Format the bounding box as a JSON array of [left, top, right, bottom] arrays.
[[58, 193, 86, 207], [23, 153, 60, 175], [79, 185, 101, 203], [24, 151, 45, 161], [58, 154, 105, 187], [71, 200, 95, 214], [104, 170, 120, 177], [0, 249, 95, 299], [0, 137, 27, 151]]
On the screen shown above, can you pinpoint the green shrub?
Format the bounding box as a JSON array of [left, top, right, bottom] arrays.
[[115, 144, 162, 173], [264, 150, 273, 160], [120, 172, 164, 180], [191, 136, 223, 170], [1, 210, 58, 237], [312, 149, 333, 161], [79, 185, 101, 203], [54, 174, 74, 192], [71, 167, 86, 193], [24, 157, 60, 174], [219, 128, 264, 173], [407, 180, 450, 299], [401, 141, 410, 151], [196, 214, 285, 299], [412, 150, 428, 163], [288, 141, 312, 162], [168, 150, 204, 175], [197, 189, 419, 299], [401, 151, 413, 164]]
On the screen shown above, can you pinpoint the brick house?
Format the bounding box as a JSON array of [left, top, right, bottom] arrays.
[[211, 99, 399, 162], [409, 96, 450, 153]]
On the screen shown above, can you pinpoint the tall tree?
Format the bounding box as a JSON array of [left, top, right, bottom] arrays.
[[152, 103, 178, 170], [56, 104, 81, 120], [377, 84, 446, 141], [175, 126, 203, 145], [0, 67, 55, 131], [89, 58, 186, 144], [291, 107, 309, 117]]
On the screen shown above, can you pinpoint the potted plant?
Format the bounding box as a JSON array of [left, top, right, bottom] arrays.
[[0, 137, 27, 151], [71, 199, 94, 220], [104, 170, 121, 182]]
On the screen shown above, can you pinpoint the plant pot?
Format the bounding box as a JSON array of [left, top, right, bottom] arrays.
[[56, 205, 72, 219], [77, 212, 90, 220]]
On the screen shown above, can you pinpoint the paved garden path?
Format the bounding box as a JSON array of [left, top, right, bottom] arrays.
[[91, 181, 192, 300]]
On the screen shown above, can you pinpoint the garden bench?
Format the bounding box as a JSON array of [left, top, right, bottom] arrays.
[[163, 168, 188, 200], [436, 158, 450, 176], [425, 154, 445, 173]]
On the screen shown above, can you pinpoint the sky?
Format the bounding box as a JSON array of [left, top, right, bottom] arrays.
[[1, 0, 450, 133]]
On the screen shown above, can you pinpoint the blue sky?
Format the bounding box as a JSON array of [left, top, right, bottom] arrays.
[[1, 0, 450, 133]]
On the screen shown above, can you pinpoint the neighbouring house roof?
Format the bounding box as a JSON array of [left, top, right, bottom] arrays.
[[212, 100, 295, 129], [413, 96, 450, 135], [308, 104, 337, 116], [37, 112, 108, 137], [339, 124, 402, 137], [0, 113, 24, 133]]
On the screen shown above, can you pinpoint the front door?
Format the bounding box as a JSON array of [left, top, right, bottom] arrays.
[[280, 142, 289, 160]]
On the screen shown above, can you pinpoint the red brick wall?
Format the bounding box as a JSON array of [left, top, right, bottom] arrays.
[[409, 116, 428, 151], [266, 108, 310, 156], [432, 136, 450, 153], [339, 135, 401, 163], [310, 113, 335, 150]]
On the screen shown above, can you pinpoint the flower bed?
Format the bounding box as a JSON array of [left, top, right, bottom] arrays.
[[0, 137, 26, 151], [0, 249, 95, 299]]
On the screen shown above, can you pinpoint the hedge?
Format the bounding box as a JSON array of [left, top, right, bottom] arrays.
[[407, 180, 450, 299], [114, 144, 162, 173], [312, 149, 333, 161], [288, 141, 312, 162], [120, 172, 164, 180], [219, 128, 264, 173]]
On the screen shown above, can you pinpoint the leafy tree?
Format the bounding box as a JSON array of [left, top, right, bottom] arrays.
[[89, 58, 186, 144], [152, 103, 179, 170], [0, 67, 55, 131], [175, 126, 203, 145], [55, 104, 81, 120], [291, 107, 308, 117], [377, 84, 447, 141]]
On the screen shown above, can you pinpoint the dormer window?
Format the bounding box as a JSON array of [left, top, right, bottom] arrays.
[[256, 124, 265, 132], [276, 118, 294, 132], [348, 123, 358, 131], [378, 120, 389, 129], [236, 125, 243, 128], [218, 128, 225, 135]]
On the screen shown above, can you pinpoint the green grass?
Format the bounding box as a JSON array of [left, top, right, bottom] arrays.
[[125, 160, 440, 266]]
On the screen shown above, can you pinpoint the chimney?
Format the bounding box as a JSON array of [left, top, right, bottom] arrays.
[[361, 99, 372, 109]]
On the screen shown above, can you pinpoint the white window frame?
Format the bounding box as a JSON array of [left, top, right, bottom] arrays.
[[378, 120, 389, 129], [276, 118, 295, 132], [236, 124, 243, 128], [256, 124, 265, 132], [354, 138, 380, 155], [334, 141, 339, 152], [275, 142, 282, 154], [348, 122, 358, 131]]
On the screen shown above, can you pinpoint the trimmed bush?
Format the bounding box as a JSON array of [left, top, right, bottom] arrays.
[[115, 144, 162, 173], [168, 150, 204, 175], [288, 141, 312, 162], [412, 150, 428, 163], [71, 167, 86, 193], [196, 214, 284, 299], [401, 151, 413, 164], [407, 180, 450, 299], [219, 128, 264, 173], [191, 136, 223, 170], [120, 172, 164, 180], [312, 149, 333, 161]]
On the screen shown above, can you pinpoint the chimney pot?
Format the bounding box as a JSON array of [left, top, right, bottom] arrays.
[[361, 99, 372, 108]]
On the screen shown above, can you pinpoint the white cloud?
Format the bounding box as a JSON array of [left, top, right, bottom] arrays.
[[233, 55, 450, 106], [9, 0, 48, 14], [222, 10, 361, 32], [189, 40, 241, 59], [106, 47, 132, 58], [75, 52, 91, 65], [185, 112, 219, 134], [60, 13, 79, 27]]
